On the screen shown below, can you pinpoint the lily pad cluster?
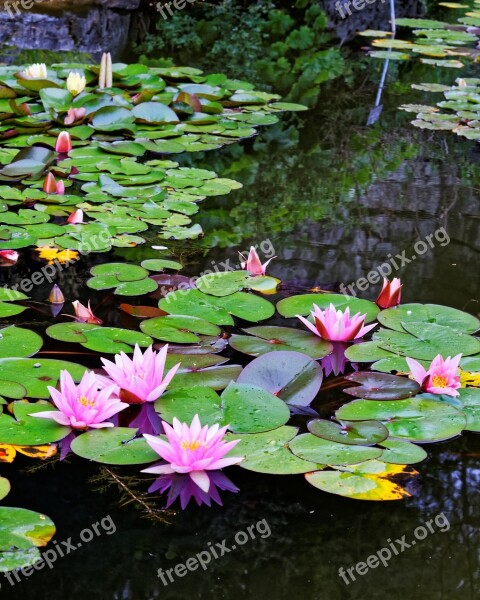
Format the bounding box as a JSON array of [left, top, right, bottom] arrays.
[[0, 61, 304, 253], [0, 286, 478, 511]]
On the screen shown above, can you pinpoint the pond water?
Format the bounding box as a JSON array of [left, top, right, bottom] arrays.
[[0, 10, 479, 600]]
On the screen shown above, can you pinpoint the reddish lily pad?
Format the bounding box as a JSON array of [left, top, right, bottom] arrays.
[[343, 372, 420, 400], [236, 350, 323, 407]]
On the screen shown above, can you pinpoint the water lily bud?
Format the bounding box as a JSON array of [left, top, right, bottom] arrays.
[[55, 180, 65, 195], [0, 250, 19, 264], [21, 63, 47, 79], [66, 72, 86, 96], [55, 131, 72, 154], [49, 284, 65, 304], [43, 172, 57, 193], [72, 300, 103, 325], [67, 209, 83, 224]]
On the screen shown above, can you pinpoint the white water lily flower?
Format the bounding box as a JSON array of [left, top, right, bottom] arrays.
[[22, 63, 47, 79], [66, 72, 86, 96]]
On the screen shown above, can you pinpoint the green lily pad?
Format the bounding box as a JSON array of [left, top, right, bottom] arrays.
[[377, 304, 480, 333], [307, 419, 389, 446], [289, 433, 382, 465], [71, 427, 159, 465], [336, 397, 466, 443], [167, 364, 242, 390], [379, 439, 428, 465], [229, 326, 333, 359], [159, 289, 274, 325], [225, 426, 324, 474], [0, 401, 71, 445], [157, 381, 290, 434], [0, 506, 55, 552], [195, 270, 250, 296], [0, 358, 87, 399], [305, 461, 413, 501], [140, 315, 221, 343], [0, 326, 43, 358], [374, 323, 480, 360], [0, 477, 10, 501]]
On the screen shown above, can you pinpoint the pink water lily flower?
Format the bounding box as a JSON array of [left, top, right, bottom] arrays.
[[72, 300, 103, 324], [239, 246, 275, 276], [142, 415, 243, 493], [64, 107, 86, 125], [31, 370, 127, 430], [406, 354, 462, 397], [101, 344, 180, 404], [376, 277, 402, 309], [297, 303, 376, 342]]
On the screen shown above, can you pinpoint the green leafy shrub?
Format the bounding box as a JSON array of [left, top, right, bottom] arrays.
[[137, 0, 345, 107]]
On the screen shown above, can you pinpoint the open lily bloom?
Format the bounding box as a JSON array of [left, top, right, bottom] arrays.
[[64, 107, 87, 125], [406, 354, 462, 397], [142, 415, 243, 493], [101, 344, 180, 404], [21, 63, 47, 79], [66, 72, 86, 96], [239, 246, 275, 276], [376, 277, 402, 309], [297, 303, 376, 342], [30, 370, 127, 430]]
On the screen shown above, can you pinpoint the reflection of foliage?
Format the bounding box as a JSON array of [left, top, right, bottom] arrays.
[[90, 467, 174, 524], [137, 0, 346, 106]]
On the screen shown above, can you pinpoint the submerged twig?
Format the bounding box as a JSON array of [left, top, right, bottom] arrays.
[[90, 466, 175, 524]]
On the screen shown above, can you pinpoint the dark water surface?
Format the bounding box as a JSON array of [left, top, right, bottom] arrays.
[[0, 40, 479, 600]]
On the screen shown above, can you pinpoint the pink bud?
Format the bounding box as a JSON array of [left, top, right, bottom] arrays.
[[67, 209, 83, 224], [0, 250, 19, 264], [55, 131, 72, 153], [43, 172, 57, 193]]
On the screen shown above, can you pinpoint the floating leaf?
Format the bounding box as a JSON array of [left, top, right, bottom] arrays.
[[305, 461, 413, 501], [225, 426, 324, 474], [343, 372, 420, 400], [236, 350, 323, 407], [0, 401, 71, 445], [229, 326, 332, 359], [307, 419, 389, 446], [336, 397, 466, 442], [289, 433, 382, 465], [71, 427, 159, 465], [277, 293, 379, 322]]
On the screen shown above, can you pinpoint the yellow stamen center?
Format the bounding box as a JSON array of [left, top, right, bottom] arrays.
[[181, 440, 204, 452], [78, 395, 96, 407], [431, 375, 448, 388]]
